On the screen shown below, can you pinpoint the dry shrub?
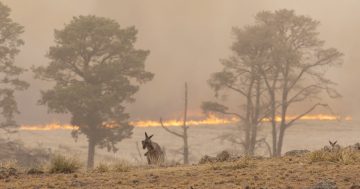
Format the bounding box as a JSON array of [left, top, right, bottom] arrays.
[[94, 163, 110, 173], [209, 156, 253, 170], [112, 160, 131, 172], [230, 157, 253, 169], [49, 154, 82, 173], [309, 148, 360, 164], [0, 160, 18, 169]]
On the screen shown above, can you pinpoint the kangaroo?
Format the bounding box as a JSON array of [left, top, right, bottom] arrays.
[[323, 140, 341, 152], [142, 132, 165, 165]]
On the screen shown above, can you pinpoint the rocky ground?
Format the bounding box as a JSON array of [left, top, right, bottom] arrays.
[[2, 152, 360, 189]]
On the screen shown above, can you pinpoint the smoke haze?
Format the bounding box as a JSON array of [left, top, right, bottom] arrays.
[[2, 0, 360, 124]]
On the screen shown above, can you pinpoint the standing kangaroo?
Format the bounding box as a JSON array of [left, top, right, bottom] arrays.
[[142, 132, 165, 165]]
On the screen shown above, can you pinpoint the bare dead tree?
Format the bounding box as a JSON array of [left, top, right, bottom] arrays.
[[160, 83, 190, 164]]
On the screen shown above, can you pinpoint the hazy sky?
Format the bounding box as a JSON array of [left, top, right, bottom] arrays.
[[2, 0, 360, 124]]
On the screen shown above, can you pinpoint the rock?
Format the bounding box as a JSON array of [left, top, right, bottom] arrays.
[[216, 150, 231, 161], [70, 180, 87, 187], [350, 143, 360, 151], [307, 180, 337, 189], [349, 185, 360, 189], [198, 155, 216, 164], [0, 167, 17, 179], [284, 150, 310, 156], [132, 179, 140, 184], [27, 168, 44, 175], [199, 150, 232, 164]]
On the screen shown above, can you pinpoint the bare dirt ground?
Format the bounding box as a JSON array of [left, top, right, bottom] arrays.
[[1, 155, 360, 189]]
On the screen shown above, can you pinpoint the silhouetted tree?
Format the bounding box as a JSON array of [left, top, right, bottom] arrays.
[[255, 10, 343, 156], [34, 15, 153, 168], [0, 2, 29, 133], [202, 25, 270, 156], [203, 9, 342, 157]]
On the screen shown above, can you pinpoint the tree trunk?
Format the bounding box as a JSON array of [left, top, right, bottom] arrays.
[[276, 105, 287, 156], [183, 128, 189, 164], [244, 78, 255, 155], [249, 79, 261, 156], [276, 126, 285, 156], [271, 119, 277, 156], [87, 138, 96, 169], [270, 92, 277, 157], [183, 82, 189, 164], [276, 64, 289, 157]]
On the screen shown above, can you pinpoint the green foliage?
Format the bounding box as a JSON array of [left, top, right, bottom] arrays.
[[33, 15, 153, 167], [0, 2, 29, 132], [49, 154, 82, 174]]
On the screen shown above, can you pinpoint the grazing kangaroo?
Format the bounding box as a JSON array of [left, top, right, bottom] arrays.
[[142, 132, 165, 165]]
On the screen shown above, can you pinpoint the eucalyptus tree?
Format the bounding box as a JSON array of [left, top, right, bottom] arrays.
[[34, 15, 153, 168], [0, 1, 29, 133], [203, 9, 342, 157], [256, 9, 342, 156]]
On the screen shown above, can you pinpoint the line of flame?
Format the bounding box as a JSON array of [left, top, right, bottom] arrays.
[[20, 123, 79, 131], [19, 114, 352, 131]]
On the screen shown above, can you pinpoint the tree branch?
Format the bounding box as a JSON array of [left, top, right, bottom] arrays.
[[287, 84, 323, 104], [288, 52, 341, 91], [159, 118, 183, 138], [256, 138, 272, 157], [285, 103, 328, 127], [225, 83, 247, 97]]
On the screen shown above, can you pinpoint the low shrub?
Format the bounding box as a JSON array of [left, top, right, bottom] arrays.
[[112, 160, 131, 172], [94, 163, 110, 173], [308, 148, 360, 164], [209, 156, 254, 170], [49, 154, 82, 173]]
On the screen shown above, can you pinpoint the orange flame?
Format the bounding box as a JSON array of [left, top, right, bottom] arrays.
[[19, 114, 352, 131], [132, 115, 239, 127], [20, 123, 78, 131]]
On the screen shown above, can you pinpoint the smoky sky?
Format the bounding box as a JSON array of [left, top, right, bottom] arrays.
[[2, 0, 360, 124]]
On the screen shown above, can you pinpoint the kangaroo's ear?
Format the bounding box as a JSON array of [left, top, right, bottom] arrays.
[[329, 140, 333, 145], [145, 132, 148, 138], [334, 141, 337, 145], [149, 135, 153, 139]]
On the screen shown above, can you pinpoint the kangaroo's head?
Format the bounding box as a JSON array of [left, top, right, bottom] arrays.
[[329, 140, 337, 147], [142, 132, 154, 150]]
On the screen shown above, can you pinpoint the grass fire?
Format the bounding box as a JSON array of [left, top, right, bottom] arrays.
[[19, 114, 352, 131], [1, 1, 360, 188]]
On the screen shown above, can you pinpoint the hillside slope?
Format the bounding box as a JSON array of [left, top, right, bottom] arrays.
[[1, 155, 360, 189]]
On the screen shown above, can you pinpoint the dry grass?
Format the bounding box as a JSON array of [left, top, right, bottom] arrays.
[[48, 154, 82, 174], [208, 156, 254, 170], [2, 154, 360, 188], [308, 148, 360, 164], [94, 160, 131, 173], [94, 162, 110, 173], [111, 160, 131, 172], [0, 160, 19, 170]]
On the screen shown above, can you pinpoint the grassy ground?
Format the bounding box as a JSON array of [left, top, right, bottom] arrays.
[[2, 154, 360, 189]]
